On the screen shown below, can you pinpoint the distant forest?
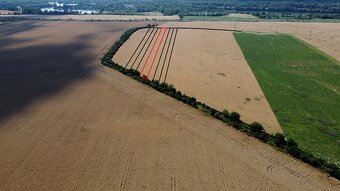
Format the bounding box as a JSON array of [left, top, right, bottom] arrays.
[[1, 0, 340, 19]]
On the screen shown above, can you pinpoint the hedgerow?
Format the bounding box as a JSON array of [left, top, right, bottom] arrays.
[[101, 25, 340, 180]]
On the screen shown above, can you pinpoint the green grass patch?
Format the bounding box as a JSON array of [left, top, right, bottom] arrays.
[[233, 32, 340, 165]]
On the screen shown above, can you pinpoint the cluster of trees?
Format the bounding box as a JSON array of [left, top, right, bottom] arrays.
[[1, 0, 340, 20], [149, 0, 340, 19], [101, 25, 340, 180], [252, 12, 340, 19]]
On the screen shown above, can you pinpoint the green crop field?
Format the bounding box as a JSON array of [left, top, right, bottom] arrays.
[[233, 32, 340, 165]]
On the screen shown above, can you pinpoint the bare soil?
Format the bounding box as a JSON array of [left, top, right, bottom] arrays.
[[0, 21, 338, 190]]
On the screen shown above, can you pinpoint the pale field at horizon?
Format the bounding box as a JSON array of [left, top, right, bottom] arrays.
[[226, 13, 258, 18]]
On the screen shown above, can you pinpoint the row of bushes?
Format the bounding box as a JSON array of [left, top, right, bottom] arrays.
[[100, 25, 340, 180]]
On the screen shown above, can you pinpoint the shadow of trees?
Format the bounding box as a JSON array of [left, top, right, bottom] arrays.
[[0, 21, 96, 122]]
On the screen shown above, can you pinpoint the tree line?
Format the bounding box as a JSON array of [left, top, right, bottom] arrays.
[[1, 0, 340, 20]]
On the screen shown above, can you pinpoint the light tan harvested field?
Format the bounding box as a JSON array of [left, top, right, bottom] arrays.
[[0, 14, 180, 21], [0, 10, 15, 15], [162, 21, 340, 61], [113, 28, 282, 133], [0, 21, 339, 190], [226, 13, 258, 18], [167, 30, 282, 133]]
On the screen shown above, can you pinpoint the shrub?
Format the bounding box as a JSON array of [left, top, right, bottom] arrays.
[[331, 169, 340, 180], [230, 121, 241, 129], [249, 122, 264, 133], [190, 96, 197, 102], [299, 152, 310, 162], [267, 139, 276, 146], [253, 131, 269, 141], [230, 112, 240, 122], [286, 138, 298, 147], [214, 112, 224, 120], [153, 80, 160, 85], [324, 164, 340, 180], [174, 94, 181, 100], [167, 92, 175, 97], [209, 109, 216, 116], [273, 133, 287, 147], [307, 157, 321, 168], [222, 109, 230, 116], [130, 69, 140, 76], [287, 146, 301, 157]]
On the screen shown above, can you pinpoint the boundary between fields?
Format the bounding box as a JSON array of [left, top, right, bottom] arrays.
[[101, 25, 340, 180]]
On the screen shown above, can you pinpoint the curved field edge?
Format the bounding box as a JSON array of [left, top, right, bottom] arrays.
[[101, 26, 340, 180], [233, 32, 340, 166]]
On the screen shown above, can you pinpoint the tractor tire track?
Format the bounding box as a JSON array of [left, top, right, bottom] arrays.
[[267, 164, 281, 191], [68, 89, 122, 190], [201, 119, 329, 191], [119, 94, 147, 191], [175, 112, 330, 191], [171, 113, 179, 191], [172, 113, 230, 190], [204, 124, 230, 191]]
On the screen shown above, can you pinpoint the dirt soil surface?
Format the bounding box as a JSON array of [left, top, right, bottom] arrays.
[[113, 28, 282, 133], [162, 21, 340, 61], [0, 21, 339, 190]]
